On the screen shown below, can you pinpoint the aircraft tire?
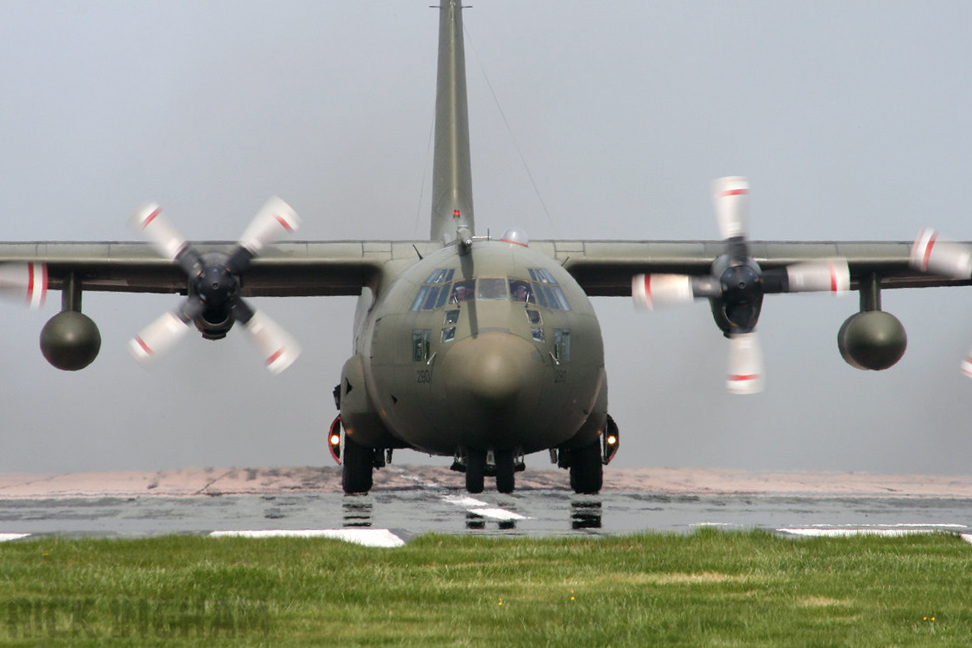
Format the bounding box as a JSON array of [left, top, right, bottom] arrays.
[[569, 441, 603, 495], [495, 449, 515, 494], [342, 437, 374, 494], [466, 449, 486, 494]]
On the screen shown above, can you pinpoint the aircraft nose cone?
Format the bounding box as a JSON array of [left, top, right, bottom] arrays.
[[439, 332, 544, 445], [467, 342, 522, 407]]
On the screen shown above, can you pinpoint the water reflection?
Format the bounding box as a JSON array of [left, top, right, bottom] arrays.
[[343, 497, 373, 528], [571, 499, 602, 529], [465, 512, 517, 530]]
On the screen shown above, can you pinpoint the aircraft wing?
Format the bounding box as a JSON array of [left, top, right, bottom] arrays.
[[0, 241, 441, 297], [530, 240, 972, 296], [3, 239, 970, 299]]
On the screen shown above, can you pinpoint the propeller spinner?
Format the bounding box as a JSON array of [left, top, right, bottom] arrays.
[[128, 198, 302, 374], [633, 177, 850, 394]]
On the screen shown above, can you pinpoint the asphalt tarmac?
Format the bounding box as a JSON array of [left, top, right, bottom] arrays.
[[2, 486, 971, 546]]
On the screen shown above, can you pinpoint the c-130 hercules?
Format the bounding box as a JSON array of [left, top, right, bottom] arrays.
[[0, 1, 969, 495]]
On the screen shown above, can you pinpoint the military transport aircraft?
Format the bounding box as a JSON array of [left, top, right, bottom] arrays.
[[0, 1, 969, 494]]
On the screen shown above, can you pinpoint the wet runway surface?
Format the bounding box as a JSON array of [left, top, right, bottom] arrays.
[[2, 486, 972, 543]]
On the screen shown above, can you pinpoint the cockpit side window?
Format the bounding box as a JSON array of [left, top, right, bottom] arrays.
[[526, 268, 570, 310], [425, 268, 455, 284], [412, 268, 457, 311], [544, 285, 571, 310], [421, 286, 442, 310]]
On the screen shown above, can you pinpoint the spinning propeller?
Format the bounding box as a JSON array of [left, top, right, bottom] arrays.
[[633, 177, 850, 394], [911, 228, 972, 377], [128, 197, 302, 374]]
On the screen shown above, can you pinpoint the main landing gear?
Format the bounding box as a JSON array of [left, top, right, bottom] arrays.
[[565, 441, 603, 495], [327, 415, 384, 495], [342, 436, 377, 494], [557, 416, 619, 495], [453, 448, 522, 494]]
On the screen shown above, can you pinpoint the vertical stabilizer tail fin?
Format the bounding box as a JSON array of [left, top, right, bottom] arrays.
[[430, 0, 475, 244]]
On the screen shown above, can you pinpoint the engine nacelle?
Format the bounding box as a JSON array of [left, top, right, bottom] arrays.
[[838, 310, 907, 370], [194, 310, 235, 340], [40, 311, 101, 371]]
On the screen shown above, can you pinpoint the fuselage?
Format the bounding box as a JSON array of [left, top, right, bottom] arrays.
[[347, 237, 606, 458]]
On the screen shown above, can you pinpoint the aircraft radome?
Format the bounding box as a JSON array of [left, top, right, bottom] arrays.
[[0, 2, 970, 494]]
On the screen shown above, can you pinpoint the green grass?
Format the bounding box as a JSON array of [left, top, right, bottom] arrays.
[[0, 529, 970, 646]]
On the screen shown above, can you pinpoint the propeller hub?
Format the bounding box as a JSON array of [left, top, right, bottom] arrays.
[[720, 264, 761, 302], [192, 262, 240, 307]]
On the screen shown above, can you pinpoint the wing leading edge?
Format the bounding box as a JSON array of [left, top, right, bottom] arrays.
[[535, 240, 972, 296], [0, 241, 443, 297]]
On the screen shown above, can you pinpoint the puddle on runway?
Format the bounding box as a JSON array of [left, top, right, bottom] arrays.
[[0, 488, 971, 541]]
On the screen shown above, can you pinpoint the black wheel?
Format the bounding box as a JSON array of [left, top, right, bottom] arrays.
[[495, 449, 515, 494], [342, 436, 375, 494], [465, 449, 486, 494], [569, 441, 603, 495]]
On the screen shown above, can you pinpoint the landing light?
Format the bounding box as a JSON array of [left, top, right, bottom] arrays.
[[606, 435, 618, 446], [327, 415, 343, 465]]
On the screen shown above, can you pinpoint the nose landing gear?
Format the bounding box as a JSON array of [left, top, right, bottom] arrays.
[[452, 447, 523, 494]]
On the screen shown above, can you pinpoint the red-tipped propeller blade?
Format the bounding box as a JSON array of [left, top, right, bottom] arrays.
[[240, 310, 302, 374], [783, 259, 851, 294], [237, 197, 301, 255], [130, 202, 189, 262], [911, 228, 972, 279], [0, 263, 47, 309], [631, 274, 695, 309], [727, 332, 764, 395], [713, 176, 749, 241], [128, 311, 192, 367]]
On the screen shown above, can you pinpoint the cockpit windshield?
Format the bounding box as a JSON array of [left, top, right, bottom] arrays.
[[450, 280, 474, 303], [477, 278, 508, 300], [411, 269, 570, 311], [509, 280, 535, 304]]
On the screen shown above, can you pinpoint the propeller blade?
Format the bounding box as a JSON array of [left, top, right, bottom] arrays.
[[910, 228, 972, 279], [237, 197, 301, 256], [780, 259, 850, 294], [128, 310, 193, 367], [0, 262, 47, 309], [713, 176, 749, 240], [727, 332, 764, 395], [631, 274, 695, 309], [961, 342, 972, 379], [130, 202, 190, 262], [238, 308, 301, 374]]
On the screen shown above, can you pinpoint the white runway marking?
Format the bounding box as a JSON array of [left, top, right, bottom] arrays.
[[441, 495, 530, 521], [0, 533, 30, 542], [209, 529, 405, 548], [779, 524, 967, 539]]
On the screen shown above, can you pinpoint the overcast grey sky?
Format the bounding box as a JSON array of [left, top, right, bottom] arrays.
[[2, 1, 972, 475]]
